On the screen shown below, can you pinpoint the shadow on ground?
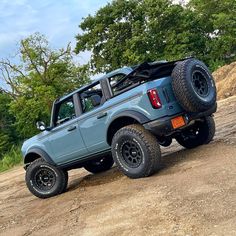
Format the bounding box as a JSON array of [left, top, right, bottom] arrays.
[[67, 144, 207, 191]]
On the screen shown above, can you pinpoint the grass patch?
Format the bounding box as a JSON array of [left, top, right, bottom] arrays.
[[0, 145, 22, 172]]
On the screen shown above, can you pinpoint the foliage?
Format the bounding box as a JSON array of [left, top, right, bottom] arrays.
[[0, 133, 10, 157], [188, 0, 236, 70], [0, 92, 18, 157], [0, 145, 22, 172], [75, 0, 236, 72], [0, 33, 90, 138]]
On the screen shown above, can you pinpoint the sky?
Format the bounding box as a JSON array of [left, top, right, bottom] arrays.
[[0, 0, 109, 63]]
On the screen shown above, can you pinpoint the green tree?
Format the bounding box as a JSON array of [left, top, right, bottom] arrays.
[[75, 0, 206, 73], [0, 33, 90, 138], [0, 92, 17, 157], [75, 0, 236, 72], [188, 0, 236, 70]]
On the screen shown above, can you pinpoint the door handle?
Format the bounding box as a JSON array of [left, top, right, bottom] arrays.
[[97, 112, 107, 119], [67, 126, 77, 132]]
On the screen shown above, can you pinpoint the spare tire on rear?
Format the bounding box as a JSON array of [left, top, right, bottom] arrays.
[[171, 59, 216, 112]]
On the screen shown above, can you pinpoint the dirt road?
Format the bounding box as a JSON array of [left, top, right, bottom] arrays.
[[0, 96, 236, 236]]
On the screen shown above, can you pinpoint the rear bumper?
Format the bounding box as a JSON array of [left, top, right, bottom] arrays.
[[143, 103, 217, 137]]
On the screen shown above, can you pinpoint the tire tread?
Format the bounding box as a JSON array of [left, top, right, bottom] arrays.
[[25, 158, 68, 199], [112, 124, 161, 178], [172, 59, 216, 112]]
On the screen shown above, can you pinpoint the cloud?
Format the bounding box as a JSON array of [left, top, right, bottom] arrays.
[[0, 0, 110, 88], [0, 0, 109, 62]]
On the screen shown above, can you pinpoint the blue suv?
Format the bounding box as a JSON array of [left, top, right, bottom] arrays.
[[22, 58, 217, 198]]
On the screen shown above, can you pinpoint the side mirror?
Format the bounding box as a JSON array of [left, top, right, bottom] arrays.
[[36, 121, 46, 131]]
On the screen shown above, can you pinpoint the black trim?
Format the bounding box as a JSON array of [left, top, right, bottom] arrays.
[[144, 103, 217, 137], [111, 110, 150, 124], [58, 149, 111, 170], [25, 148, 112, 171], [97, 112, 108, 119], [25, 148, 56, 166], [187, 103, 217, 121]]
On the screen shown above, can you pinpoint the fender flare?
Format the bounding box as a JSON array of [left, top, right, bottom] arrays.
[[106, 110, 150, 145], [24, 148, 56, 166], [110, 110, 150, 125]]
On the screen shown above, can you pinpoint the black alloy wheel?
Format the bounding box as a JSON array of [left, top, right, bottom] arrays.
[[192, 71, 209, 97], [121, 140, 143, 168], [25, 158, 68, 199], [33, 167, 56, 192]]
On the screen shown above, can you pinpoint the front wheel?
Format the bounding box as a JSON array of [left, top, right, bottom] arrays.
[[25, 158, 68, 199], [84, 155, 114, 174], [175, 116, 215, 149], [111, 124, 161, 179]]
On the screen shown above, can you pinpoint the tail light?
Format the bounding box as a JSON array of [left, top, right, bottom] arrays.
[[147, 89, 162, 109]]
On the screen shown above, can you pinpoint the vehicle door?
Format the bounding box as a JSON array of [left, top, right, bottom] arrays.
[[48, 95, 88, 164], [78, 81, 110, 154]]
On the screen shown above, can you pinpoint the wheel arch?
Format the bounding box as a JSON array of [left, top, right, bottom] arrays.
[[106, 110, 150, 145], [24, 148, 55, 168]]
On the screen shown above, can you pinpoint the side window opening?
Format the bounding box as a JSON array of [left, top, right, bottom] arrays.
[[54, 97, 76, 126], [80, 82, 104, 113], [108, 73, 140, 95], [109, 74, 126, 95]]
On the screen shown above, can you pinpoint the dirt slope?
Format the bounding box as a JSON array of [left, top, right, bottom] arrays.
[[0, 96, 236, 236], [213, 62, 236, 99]]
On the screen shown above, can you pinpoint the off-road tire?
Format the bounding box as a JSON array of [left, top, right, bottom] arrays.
[[111, 124, 161, 179], [62, 170, 69, 193], [25, 158, 68, 199], [84, 155, 114, 174], [202, 116, 216, 144], [172, 59, 217, 112], [175, 116, 215, 149]]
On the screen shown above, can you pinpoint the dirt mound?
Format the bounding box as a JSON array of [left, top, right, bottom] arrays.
[[213, 61, 236, 100]]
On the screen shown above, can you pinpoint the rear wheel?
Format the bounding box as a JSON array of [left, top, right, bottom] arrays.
[[111, 124, 161, 179], [175, 116, 215, 149], [25, 158, 68, 199], [84, 155, 114, 174]]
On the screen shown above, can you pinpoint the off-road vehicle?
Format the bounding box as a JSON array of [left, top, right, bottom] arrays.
[[21, 58, 217, 198]]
